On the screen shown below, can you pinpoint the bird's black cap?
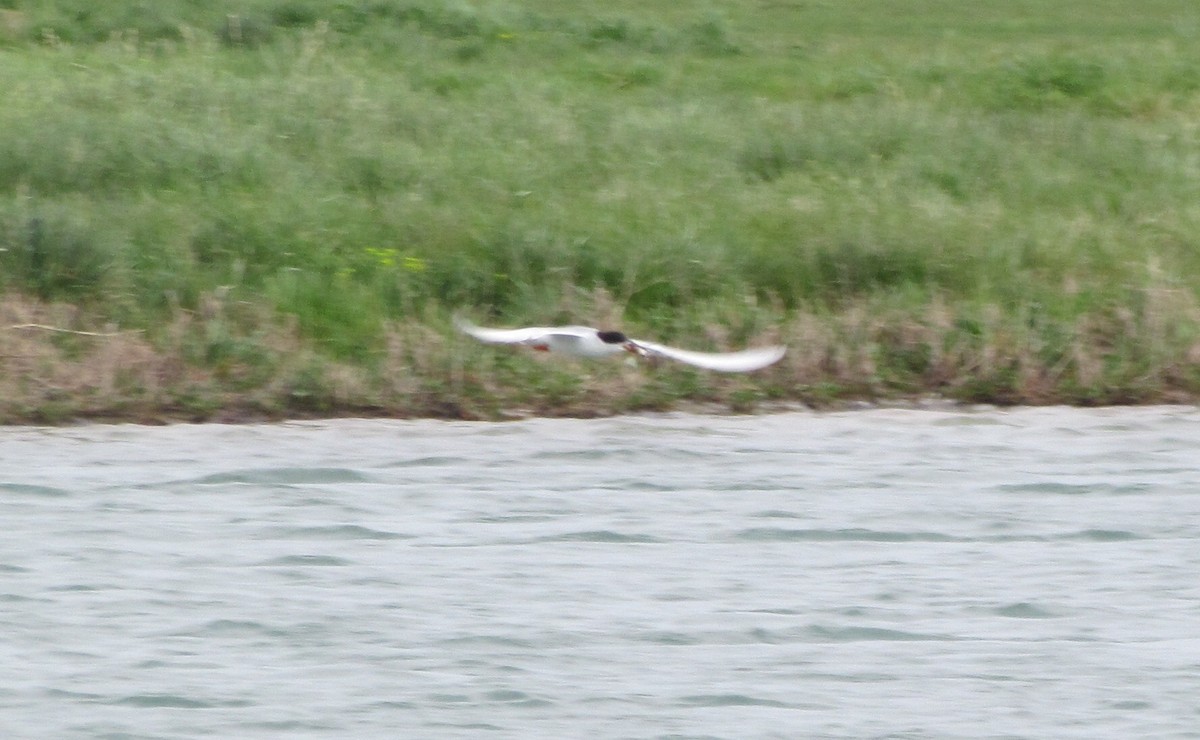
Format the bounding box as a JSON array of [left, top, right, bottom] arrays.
[[597, 330, 628, 344]]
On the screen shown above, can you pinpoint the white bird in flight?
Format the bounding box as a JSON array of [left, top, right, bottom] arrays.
[[454, 316, 786, 372]]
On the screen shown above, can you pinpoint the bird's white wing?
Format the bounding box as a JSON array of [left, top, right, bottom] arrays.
[[454, 316, 549, 344], [454, 316, 594, 346], [630, 339, 786, 372]]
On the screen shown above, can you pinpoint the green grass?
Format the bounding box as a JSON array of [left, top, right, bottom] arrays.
[[2, 0, 1200, 420]]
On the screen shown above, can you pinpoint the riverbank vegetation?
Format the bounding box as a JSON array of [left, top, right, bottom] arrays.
[[2, 0, 1200, 421]]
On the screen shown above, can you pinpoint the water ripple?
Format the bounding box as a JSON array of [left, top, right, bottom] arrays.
[[257, 555, 352, 567], [536, 530, 663, 544], [0, 482, 70, 497], [266, 524, 412, 540], [994, 602, 1060, 619], [193, 467, 374, 485], [113, 694, 249, 709], [679, 694, 792, 708], [806, 625, 957, 642], [382, 455, 468, 467], [735, 527, 960, 543]]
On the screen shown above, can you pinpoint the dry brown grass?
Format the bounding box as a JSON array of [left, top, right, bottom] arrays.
[[0, 10, 27, 40], [0, 296, 175, 421], [3, 285, 1200, 424]]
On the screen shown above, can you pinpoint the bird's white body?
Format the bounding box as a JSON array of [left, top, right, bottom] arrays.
[[454, 317, 785, 372]]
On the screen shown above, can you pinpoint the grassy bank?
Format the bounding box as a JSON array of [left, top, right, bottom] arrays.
[[2, 0, 1200, 421]]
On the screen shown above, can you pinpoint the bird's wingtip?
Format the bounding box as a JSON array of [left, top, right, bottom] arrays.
[[756, 345, 788, 369], [451, 313, 477, 333]]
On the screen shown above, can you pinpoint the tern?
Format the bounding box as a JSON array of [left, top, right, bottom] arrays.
[[454, 317, 785, 372]]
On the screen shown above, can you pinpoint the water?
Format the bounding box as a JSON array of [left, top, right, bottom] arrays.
[[2, 407, 1199, 739]]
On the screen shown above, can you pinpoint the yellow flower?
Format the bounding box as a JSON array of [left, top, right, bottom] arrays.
[[365, 246, 399, 268]]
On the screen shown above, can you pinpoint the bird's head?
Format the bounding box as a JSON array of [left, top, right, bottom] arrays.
[[598, 330, 643, 356]]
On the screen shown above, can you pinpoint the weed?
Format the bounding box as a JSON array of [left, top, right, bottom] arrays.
[[0, 0, 1199, 419]]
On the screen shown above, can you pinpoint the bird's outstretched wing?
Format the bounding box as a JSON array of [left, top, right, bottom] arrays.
[[629, 339, 786, 373], [453, 316, 591, 346]]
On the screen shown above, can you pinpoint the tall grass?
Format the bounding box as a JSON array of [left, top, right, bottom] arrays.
[[2, 0, 1200, 419]]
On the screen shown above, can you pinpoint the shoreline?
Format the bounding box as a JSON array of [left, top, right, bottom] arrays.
[[6, 294, 1200, 425], [3, 392, 1196, 428], [5, 294, 1199, 425], [5, 296, 1199, 426]]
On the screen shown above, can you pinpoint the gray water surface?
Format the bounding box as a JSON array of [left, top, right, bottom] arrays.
[[2, 407, 1199, 738]]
